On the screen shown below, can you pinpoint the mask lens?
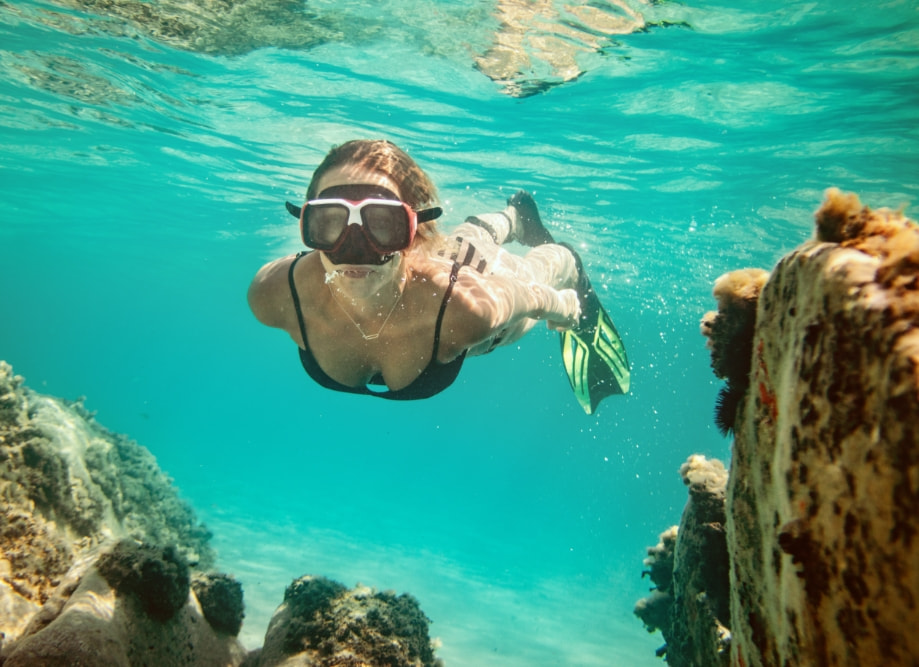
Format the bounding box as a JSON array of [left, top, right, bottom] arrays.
[[362, 203, 409, 250], [306, 203, 350, 249]]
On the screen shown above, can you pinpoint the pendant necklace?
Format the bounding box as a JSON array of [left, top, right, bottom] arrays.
[[328, 282, 404, 341]]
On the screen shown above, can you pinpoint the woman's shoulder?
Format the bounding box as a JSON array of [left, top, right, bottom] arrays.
[[248, 252, 314, 328]]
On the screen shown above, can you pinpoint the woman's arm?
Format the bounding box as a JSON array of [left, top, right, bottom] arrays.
[[441, 270, 581, 357]]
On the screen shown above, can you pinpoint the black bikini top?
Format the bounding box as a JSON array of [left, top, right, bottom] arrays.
[[287, 242, 487, 400]]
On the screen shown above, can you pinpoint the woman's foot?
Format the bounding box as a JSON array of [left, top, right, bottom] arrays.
[[507, 190, 555, 246]]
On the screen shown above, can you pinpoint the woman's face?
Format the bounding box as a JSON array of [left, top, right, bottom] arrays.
[[314, 163, 406, 299]]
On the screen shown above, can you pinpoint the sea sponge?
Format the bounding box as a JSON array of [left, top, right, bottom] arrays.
[[816, 188, 919, 315], [96, 539, 190, 622], [701, 268, 770, 434], [192, 572, 245, 636], [679, 454, 729, 495], [642, 525, 678, 594], [814, 187, 867, 243]]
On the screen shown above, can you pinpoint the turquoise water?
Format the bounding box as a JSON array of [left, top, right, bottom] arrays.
[[2, 0, 917, 663]]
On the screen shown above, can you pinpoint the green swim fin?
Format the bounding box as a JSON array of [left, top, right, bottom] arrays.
[[558, 244, 630, 415]]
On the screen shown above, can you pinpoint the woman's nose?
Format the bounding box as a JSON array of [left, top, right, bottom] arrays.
[[325, 225, 385, 265]]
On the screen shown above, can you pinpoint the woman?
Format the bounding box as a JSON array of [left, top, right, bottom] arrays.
[[247, 139, 601, 402]]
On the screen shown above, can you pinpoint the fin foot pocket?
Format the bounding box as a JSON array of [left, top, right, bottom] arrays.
[[507, 190, 555, 246]]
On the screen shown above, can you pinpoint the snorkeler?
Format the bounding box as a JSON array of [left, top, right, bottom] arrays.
[[247, 139, 628, 412]]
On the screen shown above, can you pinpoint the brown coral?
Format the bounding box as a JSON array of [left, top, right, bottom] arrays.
[[635, 456, 731, 666], [257, 575, 442, 667], [725, 189, 919, 666]]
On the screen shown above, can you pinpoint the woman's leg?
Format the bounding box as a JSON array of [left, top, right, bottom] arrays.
[[458, 190, 579, 290], [449, 221, 577, 289]]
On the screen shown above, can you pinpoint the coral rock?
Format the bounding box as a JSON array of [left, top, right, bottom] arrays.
[[254, 575, 443, 667], [2, 563, 247, 666], [725, 189, 919, 666], [635, 456, 731, 666], [0, 362, 241, 664]]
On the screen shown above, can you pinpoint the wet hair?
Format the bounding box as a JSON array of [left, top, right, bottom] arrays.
[[307, 140, 437, 206]]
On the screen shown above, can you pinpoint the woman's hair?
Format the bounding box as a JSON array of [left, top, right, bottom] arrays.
[[306, 139, 441, 247]]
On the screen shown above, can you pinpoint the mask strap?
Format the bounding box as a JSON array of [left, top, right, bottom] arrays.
[[417, 206, 442, 223]]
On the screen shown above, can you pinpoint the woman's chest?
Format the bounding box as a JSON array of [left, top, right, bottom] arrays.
[[305, 302, 441, 391]]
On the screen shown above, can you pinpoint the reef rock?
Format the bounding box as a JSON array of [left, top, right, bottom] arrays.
[[634, 525, 677, 645], [0, 362, 444, 665], [250, 575, 443, 667], [0, 361, 217, 647], [635, 455, 731, 666], [709, 189, 919, 665], [0, 361, 248, 662], [2, 539, 248, 666]]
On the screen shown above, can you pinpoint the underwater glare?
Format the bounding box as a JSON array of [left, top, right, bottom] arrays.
[[1, 0, 917, 663]]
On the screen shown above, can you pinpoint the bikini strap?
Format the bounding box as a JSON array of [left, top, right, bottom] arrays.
[[432, 237, 487, 359], [288, 251, 310, 346], [432, 261, 463, 360]]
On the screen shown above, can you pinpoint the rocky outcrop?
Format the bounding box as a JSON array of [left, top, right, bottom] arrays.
[[635, 525, 677, 654], [250, 575, 443, 667], [2, 539, 248, 666], [640, 188, 918, 665], [700, 188, 919, 666], [0, 360, 247, 663], [193, 572, 247, 637], [0, 360, 214, 647], [0, 362, 443, 665], [635, 456, 731, 666], [730, 189, 919, 666]]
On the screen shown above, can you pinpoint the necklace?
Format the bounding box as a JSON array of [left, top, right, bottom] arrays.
[[327, 282, 404, 341]]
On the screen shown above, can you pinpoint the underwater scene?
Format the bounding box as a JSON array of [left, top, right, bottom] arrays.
[[1, 0, 917, 664]]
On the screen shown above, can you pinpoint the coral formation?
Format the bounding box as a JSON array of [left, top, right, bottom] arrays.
[[0, 360, 213, 638], [635, 456, 731, 666], [702, 189, 919, 666], [635, 526, 677, 652], [254, 575, 443, 667], [3, 562, 248, 667], [0, 362, 443, 665]]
